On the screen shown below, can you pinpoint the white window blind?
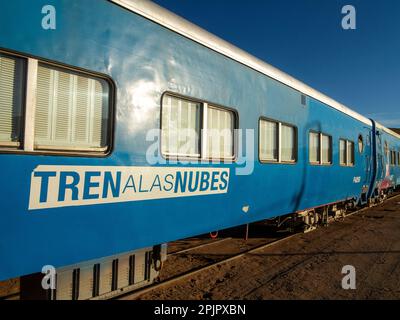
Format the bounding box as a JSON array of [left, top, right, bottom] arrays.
[[321, 134, 331, 164], [309, 132, 320, 163], [0, 53, 25, 145], [340, 139, 354, 166], [259, 120, 278, 161], [161, 94, 200, 157], [340, 139, 346, 165], [206, 107, 234, 159], [34, 64, 109, 150], [281, 124, 295, 162], [347, 141, 354, 165]]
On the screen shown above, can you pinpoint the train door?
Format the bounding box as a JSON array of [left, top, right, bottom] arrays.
[[367, 120, 383, 200], [376, 131, 385, 184], [361, 130, 373, 204]]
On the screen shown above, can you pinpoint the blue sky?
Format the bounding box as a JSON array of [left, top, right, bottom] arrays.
[[153, 0, 400, 128]]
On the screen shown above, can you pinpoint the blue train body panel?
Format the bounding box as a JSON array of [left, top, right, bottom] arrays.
[[0, 0, 398, 280], [374, 126, 400, 191]]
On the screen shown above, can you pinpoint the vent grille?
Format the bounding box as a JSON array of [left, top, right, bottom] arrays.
[[301, 94, 307, 106]]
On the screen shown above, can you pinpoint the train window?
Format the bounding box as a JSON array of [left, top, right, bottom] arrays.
[[398, 152, 400, 166], [161, 94, 201, 158], [340, 139, 355, 166], [34, 63, 110, 152], [321, 134, 332, 164], [206, 106, 235, 159], [0, 53, 25, 147], [358, 135, 364, 153], [281, 124, 296, 162], [259, 119, 278, 162], [390, 150, 396, 166], [259, 119, 297, 163], [309, 132, 332, 165], [339, 139, 347, 165], [309, 132, 320, 163], [347, 141, 354, 166]]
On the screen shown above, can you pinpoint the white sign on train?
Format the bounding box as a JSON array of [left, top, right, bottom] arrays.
[[29, 166, 230, 210]]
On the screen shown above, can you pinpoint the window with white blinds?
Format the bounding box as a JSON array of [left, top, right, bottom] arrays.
[[347, 141, 354, 165], [309, 132, 331, 165], [0, 53, 25, 146], [259, 120, 278, 161], [34, 64, 110, 151], [339, 139, 347, 165], [340, 139, 354, 166], [309, 132, 320, 163], [259, 119, 296, 163], [321, 134, 332, 164], [161, 94, 237, 160], [281, 124, 296, 162], [161, 94, 201, 157], [206, 106, 234, 159]]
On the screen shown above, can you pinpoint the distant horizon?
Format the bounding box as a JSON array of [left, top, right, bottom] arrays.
[[153, 0, 400, 128]]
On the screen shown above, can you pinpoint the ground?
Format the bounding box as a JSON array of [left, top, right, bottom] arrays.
[[138, 195, 400, 300]]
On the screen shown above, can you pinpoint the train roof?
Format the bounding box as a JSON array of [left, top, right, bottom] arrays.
[[111, 0, 400, 140]]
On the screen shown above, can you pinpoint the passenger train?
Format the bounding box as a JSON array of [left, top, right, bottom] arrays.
[[0, 0, 400, 299]]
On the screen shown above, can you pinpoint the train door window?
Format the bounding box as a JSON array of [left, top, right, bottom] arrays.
[[281, 124, 296, 162], [321, 134, 332, 164], [206, 106, 235, 159], [161, 94, 201, 158], [0, 53, 26, 147], [34, 63, 111, 152], [309, 132, 320, 164], [259, 119, 278, 162], [358, 135, 364, 153], [339, 139, 347, 165]]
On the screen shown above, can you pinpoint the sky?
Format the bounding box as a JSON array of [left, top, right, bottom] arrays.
[[152, 0, 400, 128]]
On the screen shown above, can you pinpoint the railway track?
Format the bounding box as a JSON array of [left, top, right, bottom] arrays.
[[117, 193, 400, 300], [168, 237, 233, 256], [117, 234, 297, 300]]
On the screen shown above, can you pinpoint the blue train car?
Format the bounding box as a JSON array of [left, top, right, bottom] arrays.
[[372, 122, 400, 196], [0, 0, 399, 299]]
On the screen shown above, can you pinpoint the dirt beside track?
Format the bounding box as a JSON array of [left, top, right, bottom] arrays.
[[138, 196, 400, 300]]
